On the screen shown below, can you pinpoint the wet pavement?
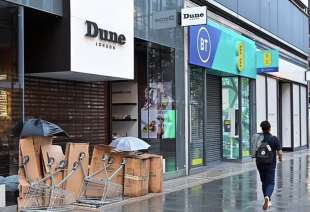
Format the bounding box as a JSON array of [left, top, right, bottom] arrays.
[[103, 154, 310, 212]]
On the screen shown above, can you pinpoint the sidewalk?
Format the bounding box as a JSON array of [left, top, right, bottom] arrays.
[[75, 149, 310, 211], [5, 150, 308, 211]]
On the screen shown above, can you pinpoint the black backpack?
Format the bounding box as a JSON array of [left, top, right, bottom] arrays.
[[255, 139, 274, 164]]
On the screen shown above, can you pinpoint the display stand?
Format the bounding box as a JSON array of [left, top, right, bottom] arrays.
[[111, 82, 138, 137]]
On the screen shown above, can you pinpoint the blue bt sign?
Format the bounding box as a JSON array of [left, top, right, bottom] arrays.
[[197, 26, 212, 63], [189, 24, 221, 69]]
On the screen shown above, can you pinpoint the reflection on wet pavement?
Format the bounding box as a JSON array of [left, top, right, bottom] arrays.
[[104, 155, 310, 212]]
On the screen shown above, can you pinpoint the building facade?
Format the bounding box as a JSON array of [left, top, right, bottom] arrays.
[[186, 0, 309, 174], [0, 0, 308, 208]]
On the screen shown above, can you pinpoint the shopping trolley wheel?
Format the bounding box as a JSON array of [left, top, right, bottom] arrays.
[[108, 157, 114, 164], [22, 155, 30, 165], [79, 152, 86, 161], [102, 154, 109, 161], [73, 161, 79, 170], [121, 159, 127, 165], [58, 160, 67, 169], [48, 157, 55, 167]]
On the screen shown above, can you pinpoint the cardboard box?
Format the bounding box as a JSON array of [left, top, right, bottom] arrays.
[[125, 153, 163, 194], [123, 157, 150, 197], [146, 154, 163, 193]]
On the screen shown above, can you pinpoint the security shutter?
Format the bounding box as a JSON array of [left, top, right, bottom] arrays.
[[205, 74, 222, 163]]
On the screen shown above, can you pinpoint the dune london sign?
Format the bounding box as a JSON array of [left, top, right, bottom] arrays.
[[85, 20, 126, 49]]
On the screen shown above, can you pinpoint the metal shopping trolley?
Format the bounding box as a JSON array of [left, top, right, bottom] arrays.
[[78, 154, 126, 208], [20, 155, 78, 212]]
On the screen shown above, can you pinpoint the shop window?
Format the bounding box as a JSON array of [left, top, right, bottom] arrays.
[[190, 68, 205, 168], [222, 77, 239, 160], [137, 41, 177, 172], [241, 78, 250, 158]]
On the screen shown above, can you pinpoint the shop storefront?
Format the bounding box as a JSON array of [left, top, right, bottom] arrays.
[[188, 20, 257, 170], [256, 58, 308, 151], [0, 1, 187, 207], [116, 0, 186, 177]]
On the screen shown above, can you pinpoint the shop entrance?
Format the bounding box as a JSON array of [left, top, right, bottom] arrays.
[[189, 67, 222, 169], [279, 82, 308, 150], [222, 77, 251, 160], [111, 38, 185, 174], [189, 67, 253, 170]]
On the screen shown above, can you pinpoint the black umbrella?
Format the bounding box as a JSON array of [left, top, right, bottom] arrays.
[[15, 118, 69, 138]]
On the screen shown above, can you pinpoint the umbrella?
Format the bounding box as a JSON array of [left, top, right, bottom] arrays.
[[17, 118, 69, 138], [110, 137, 150, 152]]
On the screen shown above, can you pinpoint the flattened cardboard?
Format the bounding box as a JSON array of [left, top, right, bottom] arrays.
[[41, 145, 65, 185], [19, 138, 41, 182], [64, 143, 89, 199]]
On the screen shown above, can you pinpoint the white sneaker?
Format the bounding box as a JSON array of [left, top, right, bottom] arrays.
[[268, 201, 272, 208], [263, 196, 270, 210]]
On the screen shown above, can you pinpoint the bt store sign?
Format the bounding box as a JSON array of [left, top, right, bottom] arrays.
[[189, 24, 220, 68], [197, 26, 211, 63]]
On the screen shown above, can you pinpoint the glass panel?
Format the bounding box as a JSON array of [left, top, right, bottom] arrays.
[[135, 0, 183, 48], [190, 68, 204, 168], [4, 0, 63, 16], [222, 77, 239, 159], [138, 41, 177, 172], [241, 78, 250, 158], [0, 2, 21, 206], [135, 0, 185, 173]]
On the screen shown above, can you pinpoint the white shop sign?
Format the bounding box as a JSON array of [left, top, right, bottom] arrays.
[[70, 0, 134, 80], [268, 58, 307, 85], [181, 6, 207, 27]]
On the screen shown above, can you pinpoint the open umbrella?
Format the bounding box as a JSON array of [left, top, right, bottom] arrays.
[[17, 118, 69, 138], [110, 137, 150, 152]]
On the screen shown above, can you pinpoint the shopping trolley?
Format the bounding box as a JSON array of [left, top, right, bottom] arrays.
[[20, 155, 79, 211], [77, 154, 126, 207]]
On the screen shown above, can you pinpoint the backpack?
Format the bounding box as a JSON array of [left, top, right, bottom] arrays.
[[255, 139, 274, 164]]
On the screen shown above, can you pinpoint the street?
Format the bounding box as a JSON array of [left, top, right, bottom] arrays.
[[104, 153, 310, 212]]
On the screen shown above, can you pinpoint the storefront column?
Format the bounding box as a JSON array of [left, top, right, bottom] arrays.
[[184, 26, 190, 176], [18, 6, 24, 121]]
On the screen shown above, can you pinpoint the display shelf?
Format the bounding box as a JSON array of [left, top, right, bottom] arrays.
[[111, 81, 138, 137]]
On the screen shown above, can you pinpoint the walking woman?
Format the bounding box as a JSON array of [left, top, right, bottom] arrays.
[[252, 121, 283, 210]]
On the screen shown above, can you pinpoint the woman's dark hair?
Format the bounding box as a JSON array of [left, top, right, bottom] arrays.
[[260, 121, 271, 132]]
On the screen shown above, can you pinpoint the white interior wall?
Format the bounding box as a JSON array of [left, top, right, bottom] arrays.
[[256, 75, 267, 132], [267, 77, 278, 136]]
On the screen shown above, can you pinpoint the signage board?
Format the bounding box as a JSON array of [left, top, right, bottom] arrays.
[[237, 42, 245, 72], [256, 50, 279, 73], [152, 10, 177, 30], [181, 6, 207, 27], [189, 21, 257, 79], [70, 0, 134, 80]]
